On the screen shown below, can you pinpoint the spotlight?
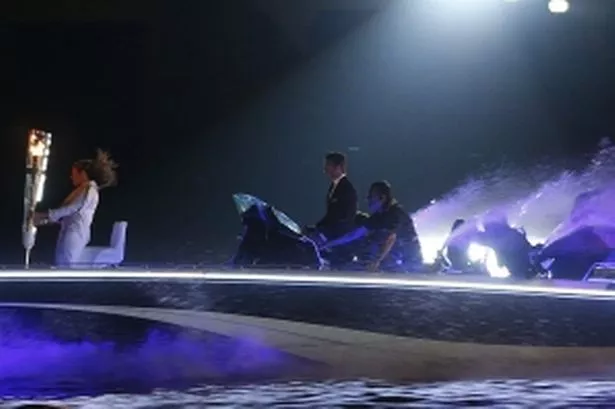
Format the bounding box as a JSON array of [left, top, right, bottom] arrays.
[[548, 0, 569, 14]]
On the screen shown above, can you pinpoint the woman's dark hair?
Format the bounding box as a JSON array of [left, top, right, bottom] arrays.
[[369, 180, 393, 205], [74, 149, 118, 189]]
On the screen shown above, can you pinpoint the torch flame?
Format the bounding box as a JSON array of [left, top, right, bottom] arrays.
[[29, 133, 46, 157]]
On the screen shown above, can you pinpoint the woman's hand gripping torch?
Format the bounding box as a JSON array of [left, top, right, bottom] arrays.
[[23, 129, 52, 268]]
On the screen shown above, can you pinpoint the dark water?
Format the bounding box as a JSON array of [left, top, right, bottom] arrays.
[[5, 379, 615, 408]]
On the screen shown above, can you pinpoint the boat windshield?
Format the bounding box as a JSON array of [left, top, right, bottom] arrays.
[[233, 193, 268, 214], [233, 193, 302, 235]]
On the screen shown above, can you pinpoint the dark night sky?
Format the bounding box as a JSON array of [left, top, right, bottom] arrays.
[[1, 0, 614, 265]]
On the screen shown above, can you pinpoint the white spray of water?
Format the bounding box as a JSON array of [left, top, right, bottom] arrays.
[[413, 139, 615, 262]]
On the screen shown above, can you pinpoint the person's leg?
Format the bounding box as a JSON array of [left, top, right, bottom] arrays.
[[55, 232, 87, 268]]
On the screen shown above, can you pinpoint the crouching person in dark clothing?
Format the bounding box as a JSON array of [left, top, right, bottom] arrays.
[[477, 216, 535, 280], [322, 181, 423, 272]]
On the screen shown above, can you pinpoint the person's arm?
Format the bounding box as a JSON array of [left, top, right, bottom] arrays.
[[369, 207, 405, 270], [316, 190, 331, 228], [323, 226, 369, 249], [374, 232, 397, 265], [334, 180, 358, 224], [46, 185, 93, 223]]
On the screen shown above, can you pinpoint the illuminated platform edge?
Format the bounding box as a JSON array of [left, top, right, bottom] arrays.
[[0, 268, 612, 296]]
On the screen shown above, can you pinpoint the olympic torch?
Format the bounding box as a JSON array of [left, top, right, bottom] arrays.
[[23, 129, 52, 268]]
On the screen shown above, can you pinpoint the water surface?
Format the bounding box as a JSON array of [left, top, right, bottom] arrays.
[[6, 379, 615, 408]]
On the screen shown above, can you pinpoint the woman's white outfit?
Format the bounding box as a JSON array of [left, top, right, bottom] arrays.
[[48, 181, 99, 268]]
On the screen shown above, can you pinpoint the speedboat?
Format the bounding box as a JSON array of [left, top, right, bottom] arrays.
[[2, 267, 615, 391], [4, 193, 615, 395]]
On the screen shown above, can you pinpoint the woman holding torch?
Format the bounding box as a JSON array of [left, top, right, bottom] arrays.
[[33, 149, 118, 268]]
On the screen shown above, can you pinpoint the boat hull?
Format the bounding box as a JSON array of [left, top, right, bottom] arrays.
[[2, 270, 615, 386]]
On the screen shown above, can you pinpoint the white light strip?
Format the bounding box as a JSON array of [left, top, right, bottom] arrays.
[[0, 269, 613, 299], [203, 272, 615, 298]]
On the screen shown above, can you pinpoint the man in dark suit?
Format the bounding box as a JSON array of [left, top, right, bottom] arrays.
[[315, 152, 358, 240]]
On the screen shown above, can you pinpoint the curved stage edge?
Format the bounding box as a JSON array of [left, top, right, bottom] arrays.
[[2, 269, 615, 385]]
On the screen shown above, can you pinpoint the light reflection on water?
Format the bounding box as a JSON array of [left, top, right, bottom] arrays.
[[6, 380, 615, 408]]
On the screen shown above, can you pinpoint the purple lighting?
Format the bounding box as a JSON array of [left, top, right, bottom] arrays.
[[0, 310, 316, 399]]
